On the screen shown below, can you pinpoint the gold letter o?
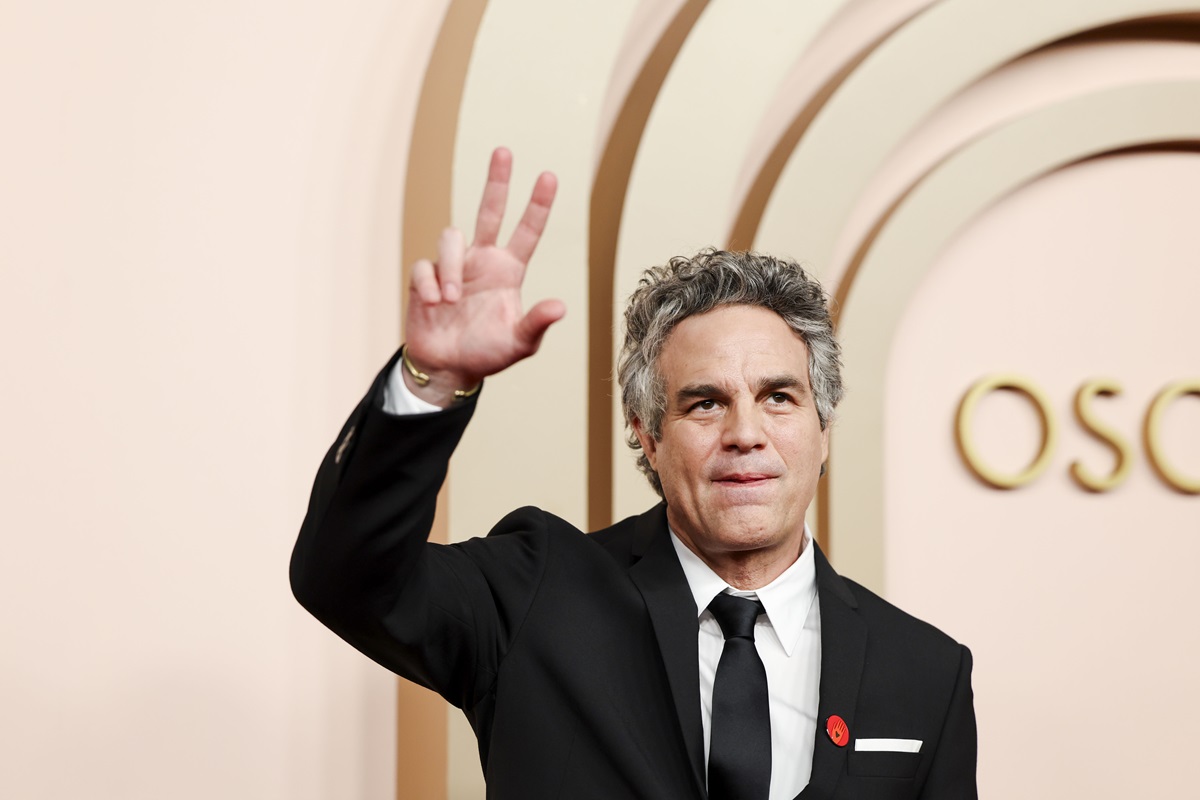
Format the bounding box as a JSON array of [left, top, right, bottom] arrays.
[[956, 374, 1058, 490]]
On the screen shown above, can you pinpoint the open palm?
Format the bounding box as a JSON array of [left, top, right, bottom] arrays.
[[404, 148, 565, 398]]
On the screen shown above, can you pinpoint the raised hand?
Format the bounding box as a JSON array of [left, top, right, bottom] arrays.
[[404, 147, 566, 406]]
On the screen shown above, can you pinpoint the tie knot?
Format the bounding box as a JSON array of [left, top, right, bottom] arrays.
[[708, 593, 764, 640]]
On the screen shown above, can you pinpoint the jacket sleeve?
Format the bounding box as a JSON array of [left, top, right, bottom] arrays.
[[289, 351, 546, 710], [918, 645, 978, 799]]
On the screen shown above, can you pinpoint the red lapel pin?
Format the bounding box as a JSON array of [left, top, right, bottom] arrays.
[[826, 715, 849, 747]]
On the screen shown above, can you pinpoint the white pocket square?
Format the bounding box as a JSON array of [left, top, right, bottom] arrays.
[[854, 738, 922, 753]]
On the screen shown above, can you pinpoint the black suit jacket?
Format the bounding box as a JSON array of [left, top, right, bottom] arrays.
[[291, 354, 977, 799]]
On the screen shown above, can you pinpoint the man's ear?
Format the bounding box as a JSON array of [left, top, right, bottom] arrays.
[[820, 424, 830, 464], [631, 416, 658, 470]]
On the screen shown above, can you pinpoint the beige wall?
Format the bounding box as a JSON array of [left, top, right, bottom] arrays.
[[1, 2, 449, 798], [885, 152, 1200, 796], [4, 1, 1199, 798]]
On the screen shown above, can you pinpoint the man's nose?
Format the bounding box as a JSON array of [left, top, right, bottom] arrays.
[[720, 401, 768, 451]]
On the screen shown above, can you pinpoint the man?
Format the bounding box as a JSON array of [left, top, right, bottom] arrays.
[[292, 148, 977, 799]]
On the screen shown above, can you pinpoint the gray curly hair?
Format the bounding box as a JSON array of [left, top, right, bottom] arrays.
[[617, 248, 843, 496]]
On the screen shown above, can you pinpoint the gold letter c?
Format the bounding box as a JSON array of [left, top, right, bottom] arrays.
[[1144, 379, 1200, 494]]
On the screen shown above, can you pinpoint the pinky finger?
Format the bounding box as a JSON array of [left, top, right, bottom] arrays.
[[410, 259, 441, 304]]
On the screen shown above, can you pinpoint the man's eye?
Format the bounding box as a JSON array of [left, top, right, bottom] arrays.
[[692, 399, 717, 411], [768, 393, 790, 404]]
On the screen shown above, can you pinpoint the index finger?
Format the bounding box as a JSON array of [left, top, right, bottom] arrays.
[[506, 171, 557, 265], [473, 147, 512, 247]]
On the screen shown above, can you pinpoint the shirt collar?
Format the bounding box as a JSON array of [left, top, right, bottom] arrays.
[[668, 524, 818, 657]]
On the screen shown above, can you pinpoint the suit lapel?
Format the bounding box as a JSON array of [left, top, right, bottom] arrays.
[[798, 544, 867, 799], [627, 504, 707, 797], [624, 511, 868, 800]]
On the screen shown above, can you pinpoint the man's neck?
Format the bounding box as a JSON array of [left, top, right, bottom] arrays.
[[680, 535, 806, 591]]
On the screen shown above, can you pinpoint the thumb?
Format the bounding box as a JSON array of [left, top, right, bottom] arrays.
[[515, 299, 566, 356]]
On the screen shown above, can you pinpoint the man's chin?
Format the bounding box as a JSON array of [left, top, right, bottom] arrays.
[[708, 509, 788, 545]]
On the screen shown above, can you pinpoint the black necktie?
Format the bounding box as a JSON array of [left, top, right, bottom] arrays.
[[707, 593, 771, 800]]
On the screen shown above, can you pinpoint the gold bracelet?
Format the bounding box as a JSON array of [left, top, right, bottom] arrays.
[[400, 344, 481, 400], [453, 382, 482, 400], [400, 344, 431, 386]]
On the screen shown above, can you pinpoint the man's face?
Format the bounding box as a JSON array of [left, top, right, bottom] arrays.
[[633, 304, 829, 575]]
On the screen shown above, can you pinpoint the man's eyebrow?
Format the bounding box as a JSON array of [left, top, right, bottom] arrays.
[[756, 374, 807, 394], [674, 383, 724, 403]]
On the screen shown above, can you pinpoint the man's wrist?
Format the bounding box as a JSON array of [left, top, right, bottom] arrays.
[[400, 344, 481, 409]]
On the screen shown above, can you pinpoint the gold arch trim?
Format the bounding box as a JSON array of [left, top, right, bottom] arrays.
[[736, 15, 1200, 567], [725, 5, 933, 250], [397, 1, 489, 797], [587, 0, 708, 531]]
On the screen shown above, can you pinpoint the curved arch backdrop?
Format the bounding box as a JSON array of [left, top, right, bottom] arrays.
[[432, 2, 1200, 796]]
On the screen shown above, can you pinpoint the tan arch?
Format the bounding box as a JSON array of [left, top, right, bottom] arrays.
[[726, 0, 939, 248], [830, 81, 1200, 590], [728, 6, 1200, 564], [397, 1, 490, 796], [587, 0, 708, 530], [826, 14, 1200, 301], [751, 0, 1200, 278]]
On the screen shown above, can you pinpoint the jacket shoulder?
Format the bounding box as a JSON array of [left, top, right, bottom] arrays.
[[840, 573, 969, 663]]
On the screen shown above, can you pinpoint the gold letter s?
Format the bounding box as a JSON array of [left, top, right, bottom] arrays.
[[1070, 379, 1134, 493]]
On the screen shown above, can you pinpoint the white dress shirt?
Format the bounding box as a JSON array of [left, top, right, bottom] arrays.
[[384, 364, 823, 797], [384, 365, 443, 415], [670, 528, 822, 800]]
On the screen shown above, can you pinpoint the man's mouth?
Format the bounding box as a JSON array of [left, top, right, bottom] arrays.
[[714, 473, 775, 484]]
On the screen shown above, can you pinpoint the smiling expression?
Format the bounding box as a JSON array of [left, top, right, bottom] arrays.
[[633, 304, 829, 584]]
